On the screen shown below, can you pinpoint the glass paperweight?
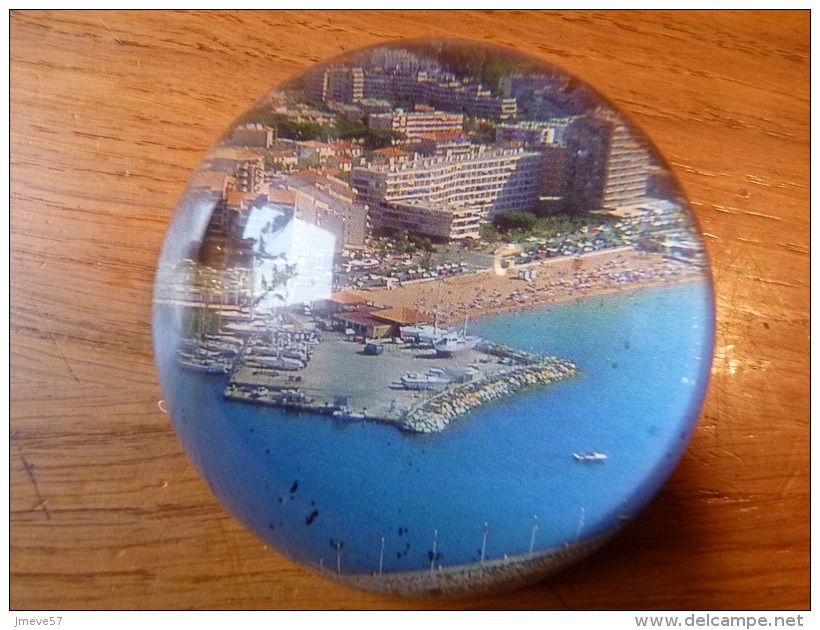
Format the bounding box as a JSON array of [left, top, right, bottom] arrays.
[[152, 39, 715, 597]]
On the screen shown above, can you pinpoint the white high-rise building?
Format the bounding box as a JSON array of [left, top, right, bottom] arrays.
[[352, 146, 544, 219], [307, 65, 364, 104], [601, 122, 651, 211], [369, 108, 464, 141]]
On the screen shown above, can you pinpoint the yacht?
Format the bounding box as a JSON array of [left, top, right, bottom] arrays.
[[400, 368, 452, 390], [432, 333, 480, 357], [251, 354, 305, 371], [401, 324, 442, 346], [573, 452, 608, 463]]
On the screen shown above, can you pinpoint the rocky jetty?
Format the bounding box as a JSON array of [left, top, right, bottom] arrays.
[[398, 343, 578, 434]]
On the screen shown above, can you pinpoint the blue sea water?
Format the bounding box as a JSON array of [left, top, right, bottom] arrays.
[[155, 281, 714, 575]]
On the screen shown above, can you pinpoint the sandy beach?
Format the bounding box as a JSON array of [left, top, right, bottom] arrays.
[[365, 247, 706, 326]]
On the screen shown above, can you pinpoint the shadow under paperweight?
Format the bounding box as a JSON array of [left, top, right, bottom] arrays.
[[152, 38, 715, 597]]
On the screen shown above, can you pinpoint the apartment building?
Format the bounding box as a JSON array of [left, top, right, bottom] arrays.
[[414, 74, 517, 120], [601, 122, 651, 211], [225, 123, 276, 149], [271, 175, 368, 252], [307, 65, 365, 104], [369, 200, 481, 242], [352, 146, 544, 219], [369, 108, 464, 141]]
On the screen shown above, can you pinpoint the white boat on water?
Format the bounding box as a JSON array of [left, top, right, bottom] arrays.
[[178, 355, 230, 374], [400, 368, 452, 390], [573, 452, 607, 463], [332, 409, 366, 420]]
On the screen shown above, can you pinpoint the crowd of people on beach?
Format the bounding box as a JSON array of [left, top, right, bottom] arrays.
[[367, 249, 703, 326]]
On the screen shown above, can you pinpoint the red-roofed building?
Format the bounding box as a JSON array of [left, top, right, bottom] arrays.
[[325, 290, 372, 308], [335, 155, 353, 172], [369, 307, 432, 337], [372, 146, 411, 166], [291, 171, 358, 204], [373, 147, 409, 158], [333, 307, 392, 339], [226, 190, 262, 209], [372, 307, 431, 326], [332, 305, 433, 339], [269, 149, 299, 170], [188, 170, 230, 194], [329, 141, 363, 159], [267, 187, 297, 205]]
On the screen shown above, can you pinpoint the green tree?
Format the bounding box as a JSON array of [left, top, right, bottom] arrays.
[[408, 233, 436, 253], [464, 116, 496, 144], [480, 223, 500, 242], [493, 210, 537, 233], [279, 119, 325, 141], [361, 128, 405, 150], [230, 110, 329, 141], [334, 117, 368, 140]]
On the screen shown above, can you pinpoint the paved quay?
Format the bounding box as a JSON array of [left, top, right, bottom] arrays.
[[224, 331, 577, 432]]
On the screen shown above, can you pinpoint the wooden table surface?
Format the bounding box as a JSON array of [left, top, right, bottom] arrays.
[[10, 10, 810, 611]]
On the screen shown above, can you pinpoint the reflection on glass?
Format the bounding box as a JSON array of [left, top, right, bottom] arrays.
[[152, 39, 714, 596]]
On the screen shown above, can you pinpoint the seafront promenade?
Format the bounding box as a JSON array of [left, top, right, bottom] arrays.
[[332, 528, 619, 597]]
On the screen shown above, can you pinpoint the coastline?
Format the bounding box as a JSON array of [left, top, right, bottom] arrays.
[[329, 527, 620, 597], [364, 248, 707, 327], [398, 345, 577, 433], [224, 339, 577, 435], [206, 248, 706, 434], [169, 271, 714, 598]]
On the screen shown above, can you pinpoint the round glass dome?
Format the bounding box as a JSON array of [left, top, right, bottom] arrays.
[[153, 38, 715, 596]]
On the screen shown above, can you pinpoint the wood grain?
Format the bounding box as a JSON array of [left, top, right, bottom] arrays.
[[10, 10, 809, 610]]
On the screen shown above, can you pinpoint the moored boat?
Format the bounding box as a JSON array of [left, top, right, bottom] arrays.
[[250, 354, 305, 371], [573, 452, 607, 463], [401, 324, 442, 346], [432, 333, 480, 357], [399, 367, 452, 390]]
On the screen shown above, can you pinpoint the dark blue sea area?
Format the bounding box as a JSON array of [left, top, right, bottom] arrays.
[[155, 281, 714, 575]]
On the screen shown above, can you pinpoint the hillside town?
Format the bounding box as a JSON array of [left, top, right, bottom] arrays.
[[154, 43, 707, 429], [160, 44, 703, 298]]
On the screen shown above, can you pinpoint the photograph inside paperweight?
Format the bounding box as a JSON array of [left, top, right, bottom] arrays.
[[152, 40, 714, 578]]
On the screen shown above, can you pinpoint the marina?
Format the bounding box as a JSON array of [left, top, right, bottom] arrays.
[[170, 245, 703, 435], [157, 281, 715, 576], [203, 310, 577, 433], [142, 32, 719, 597]]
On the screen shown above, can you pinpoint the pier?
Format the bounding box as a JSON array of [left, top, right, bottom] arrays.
[[211, 315, 577, 433], [398, 349, 576, 433]]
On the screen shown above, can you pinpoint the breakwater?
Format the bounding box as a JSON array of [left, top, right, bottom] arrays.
[[399, 346, 577, 433], [217, 318, 579, 434]]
